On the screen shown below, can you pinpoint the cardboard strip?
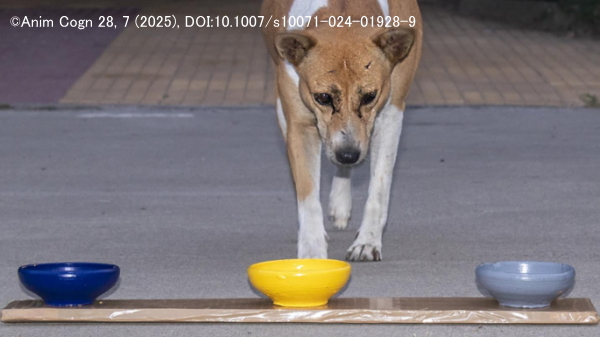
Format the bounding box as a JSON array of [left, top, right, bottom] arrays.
[[2, 298, 599, 324]]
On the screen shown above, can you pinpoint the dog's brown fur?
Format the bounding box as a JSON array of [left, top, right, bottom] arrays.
[[261, 0, 422, 260]]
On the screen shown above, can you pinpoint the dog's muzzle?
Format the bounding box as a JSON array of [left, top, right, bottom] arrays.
[[335, 148, 361, 165]]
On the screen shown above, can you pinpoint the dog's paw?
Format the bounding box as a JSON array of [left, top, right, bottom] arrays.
[[328, 198, 351, 230], [346, 240, 382, 262], [298, 231, 328, 259], [329, 212, 350, 230]]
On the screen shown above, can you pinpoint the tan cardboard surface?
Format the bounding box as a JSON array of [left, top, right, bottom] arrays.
[[2, 298, 599, 324]]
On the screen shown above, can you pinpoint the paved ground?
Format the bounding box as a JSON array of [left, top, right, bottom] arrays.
[[1, 106, 599, 336], [2, 1, 600, 107]]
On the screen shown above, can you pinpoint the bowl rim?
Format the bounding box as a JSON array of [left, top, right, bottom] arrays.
[[476, 261, 575, 281], [248, 259, 351, 273], [18, 262, 120, 275]]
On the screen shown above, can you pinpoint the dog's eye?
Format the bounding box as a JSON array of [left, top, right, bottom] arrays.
[[361, 91, 377, 105], [314, 93, 332, 106]]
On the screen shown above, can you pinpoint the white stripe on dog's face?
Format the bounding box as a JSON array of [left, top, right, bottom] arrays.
[[287, 0, 328, 30]]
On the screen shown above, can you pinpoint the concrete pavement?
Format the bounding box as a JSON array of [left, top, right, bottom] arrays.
[[0, 105, 599, 336]]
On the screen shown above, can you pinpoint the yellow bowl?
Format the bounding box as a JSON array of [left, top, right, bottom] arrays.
[[247, 259, 351, 307]]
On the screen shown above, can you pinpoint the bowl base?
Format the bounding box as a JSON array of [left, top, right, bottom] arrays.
[[498, 301, 551, 309], [44, 300, 94, 307], [273, 300, 328, 308]]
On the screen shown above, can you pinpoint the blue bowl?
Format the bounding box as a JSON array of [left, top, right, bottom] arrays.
[[476, 261, 575, 308], [18, 262, 120, 307]]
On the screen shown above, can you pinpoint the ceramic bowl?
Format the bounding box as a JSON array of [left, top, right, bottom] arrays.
[[248, 259, 351, 307], [18, 262, 120, 307], [476, 261, 575, 308]]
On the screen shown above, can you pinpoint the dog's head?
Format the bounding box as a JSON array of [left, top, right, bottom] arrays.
[[275, 28, 415, 167]]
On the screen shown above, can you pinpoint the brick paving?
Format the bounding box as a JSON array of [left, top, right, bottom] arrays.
[[59, 1, 276, 107], [413, 7, 600, 106], [3, 1, 599, 107]]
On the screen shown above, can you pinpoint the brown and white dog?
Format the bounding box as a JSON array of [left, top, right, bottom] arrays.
[[261, 0, 422, 261]]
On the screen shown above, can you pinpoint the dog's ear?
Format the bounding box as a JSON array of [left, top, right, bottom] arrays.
[[372, 28, 415, 64], [275, 33, 317, 66]]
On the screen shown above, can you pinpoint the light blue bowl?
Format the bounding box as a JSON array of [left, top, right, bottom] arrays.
[[476, 261, 575, 308]]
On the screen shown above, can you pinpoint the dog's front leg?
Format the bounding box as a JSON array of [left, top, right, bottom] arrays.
[[286, 122, 328, 259], [346, 103, 404, 261]]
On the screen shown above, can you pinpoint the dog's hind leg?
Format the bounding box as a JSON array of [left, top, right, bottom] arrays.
[[346, 102, 404, 261], [328, 166, 352, 230]]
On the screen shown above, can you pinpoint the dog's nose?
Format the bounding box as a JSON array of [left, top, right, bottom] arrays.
[[335, 149, 361, 165]]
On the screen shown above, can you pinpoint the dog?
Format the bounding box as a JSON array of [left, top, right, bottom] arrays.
[[261, 0, 422, 261]]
